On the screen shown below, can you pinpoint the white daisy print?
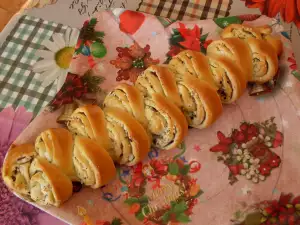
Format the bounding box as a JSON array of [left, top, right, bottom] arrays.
[[33, 27, 79, 91]]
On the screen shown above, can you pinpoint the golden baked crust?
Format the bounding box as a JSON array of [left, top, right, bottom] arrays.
[[264, 35, 283, 56], [221, 24, 263, 39], [247, 38, 279, 83], [207, 37, 253, 81], [144, 93, 188, 150], [168, 50, 217, 89], [208, 55, 247, 103], [135, 65, 182, 107], [104, 107, 150, 166], [103, 83, 148, 128], [177, 75, 223, 128], [73, 136, 116, 188], [67, 104, 111, 150], [2, 144, 36, 197], [29, 157, 73, 207], [35, 128, 77, 181]]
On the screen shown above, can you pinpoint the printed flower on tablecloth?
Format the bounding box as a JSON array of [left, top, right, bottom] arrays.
[[242, 0, 300, 28], [166, 23, 212, 61], [232, 193, 300, 225], [33, 27, 79, 91], [110, 42, 159, 83], [75, 18, 107, 68], [288, 53, 300, 81], [47, 71, 105, 111], [210, 117, 283, 185], [123, 143, 203, 224]]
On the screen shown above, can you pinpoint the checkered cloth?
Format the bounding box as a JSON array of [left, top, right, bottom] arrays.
[[137, 0, 233, 20], [0, 15, 68, 115]]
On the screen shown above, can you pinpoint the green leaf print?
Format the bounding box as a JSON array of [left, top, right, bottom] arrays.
[[214, 16, 242, 29], [168, 162, 179, 175], [176, 213, 191, 223]]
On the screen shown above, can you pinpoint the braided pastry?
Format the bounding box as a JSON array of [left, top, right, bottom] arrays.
[[103, 83, 148, 128], [135, 65, 182, 107], [104, 107, 150, 166], [168, 50, 217, 88], [2, 144, 36, 197], [207, 37, 252, 81], [29, 157, 73, 206], [144, 93, 188, 150], [177, 75, 223, 128], [67, 104, 111, 150], [35, 128, 77, 181], [208, 55, 247, 103], [73, 136, 116, 188]]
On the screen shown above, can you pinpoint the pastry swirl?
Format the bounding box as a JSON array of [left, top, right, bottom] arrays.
[[221, 24, 263, 40], [67, 104, 111, 150], [103, 83, 148, 128], [144, 93, 188, 150], [135, 65, 182, 107], [2, 144, 36, 197], [177, 75, 223, 128], [207, 37, 252, 81], [247, 38, 279, 83], [29, 157, 73, 207], [35, 128, 77, 181], [208, 55, 247, 103], [104, 107, 150, 166], [168, 50, 216, 88], [73, 136, 116, 188]]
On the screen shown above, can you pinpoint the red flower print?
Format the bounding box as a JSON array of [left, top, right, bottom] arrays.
[[228, 164, 244, 175], [247, 124, 259, 141], [210, 143, 230, 153], [193, 145, 201, 152], [149, 159, 168, 175], [167, 45, 183, 57], [110, 42, 159, 83], [177, 23, 212, 51], [250, 143, 269, 158], [232, 130, 246, 144], [288, 53, 298, 71], [267, 155, 281, 167], [242, 0, 300, 28], [131, 163, 145, 187], [217, 131, 233, 145], [259, 164, 272, 175], [49, 73, 88, 110], [273, 131, 283, 147]]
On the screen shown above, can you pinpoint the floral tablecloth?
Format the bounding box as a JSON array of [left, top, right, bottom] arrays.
[[1, 1, 300, 225]]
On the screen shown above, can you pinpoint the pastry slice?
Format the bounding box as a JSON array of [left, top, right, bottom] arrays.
[[29, 157, 73, 207], [177, 75, 223, 128], [208, 55, 247, 103], [221, 24, 263, 39], [248, 38, 279, 83], [2, 144, 36, 197], [67, 104, 111, 150], [35, 128, 77, 181], [73, 136, 116, 188], [144, 93, 188, 150], [135, 65, 182, 107], [104, 107, 150, 166], [103, 83, 148, 129], [207, 37, 252, 81], [168, 50, 217, 89]]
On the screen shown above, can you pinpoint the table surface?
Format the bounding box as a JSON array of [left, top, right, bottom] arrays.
[[1, 1, 300, 225]]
